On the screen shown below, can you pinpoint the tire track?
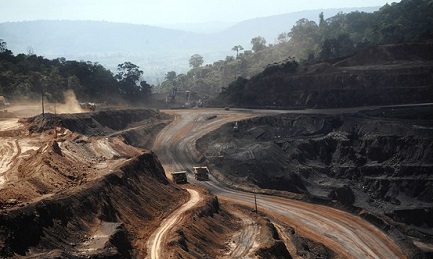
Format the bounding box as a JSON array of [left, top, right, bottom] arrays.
[[149, 108, 407, 258], [0, 138, 20, 189]]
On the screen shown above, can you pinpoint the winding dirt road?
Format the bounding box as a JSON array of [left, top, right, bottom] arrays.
[[146, 189, 201, 259], [148, 108, 408, 258]]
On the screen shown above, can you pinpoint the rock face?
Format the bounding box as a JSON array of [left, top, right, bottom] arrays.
[[220, 43, 433, 108], [197, 106, 433, 232]]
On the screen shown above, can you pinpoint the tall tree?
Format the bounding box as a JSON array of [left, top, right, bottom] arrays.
[[189, 54, 204, 68], [165, 71, 177, 81], [231, 45, 244, 58], [116, 62, 143, 83], [0, 39, 7, 53], [251, 36, 267, 53], [115, 62, 145, 103]]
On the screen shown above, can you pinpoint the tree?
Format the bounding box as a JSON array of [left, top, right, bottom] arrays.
[[231, 45, 244, 58], [189, 54, 203, 68], [319, 33, 354, 60], [251, 36, 267, 53], [140, 80, 152, 101], [0, 39, 7, 53], [165, 71, 177, 81], [288, 18, 319, 44], [115, 62, 145, 103], [277, 33, 289, 43], [115, 62, 143, 83], [0, 39, 13, 59], [319, 12, 326, 28]]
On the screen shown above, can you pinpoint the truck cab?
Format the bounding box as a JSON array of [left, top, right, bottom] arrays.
[[171, 171, 187, 184], [193, 166, 209, 181]]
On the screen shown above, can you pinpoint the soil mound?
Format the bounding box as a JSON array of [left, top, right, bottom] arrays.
[[22, 109, 171, 136]]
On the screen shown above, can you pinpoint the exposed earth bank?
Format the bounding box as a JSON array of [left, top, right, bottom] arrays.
[[1, 108, 337, 258], [197, 105, 433, 254], [0, 109, 191, 258]]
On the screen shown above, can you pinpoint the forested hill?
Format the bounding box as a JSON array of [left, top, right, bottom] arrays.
[[216, 43, 433, 108], [214, 7, 378, 47], [213, 0, 433, 108], [0, 7, 378, 82], [2, 0, 432, 109]]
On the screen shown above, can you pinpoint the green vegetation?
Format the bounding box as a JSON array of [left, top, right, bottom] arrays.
[[1, 0, 432, 106], [0, 40, 152, 105], [156, 0, 433, 102]]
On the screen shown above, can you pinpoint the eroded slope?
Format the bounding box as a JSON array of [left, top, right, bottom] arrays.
[[0, 109, 187, 258], [197, 105, 433, 247]]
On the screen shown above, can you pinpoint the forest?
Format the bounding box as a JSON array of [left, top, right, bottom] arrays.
[[1, 0, 432, 106]]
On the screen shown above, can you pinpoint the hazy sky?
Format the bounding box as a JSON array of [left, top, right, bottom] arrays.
[[1, 0, 397, 25]]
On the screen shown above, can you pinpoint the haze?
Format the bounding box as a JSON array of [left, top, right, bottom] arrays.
[[2, 0, 395, 26]]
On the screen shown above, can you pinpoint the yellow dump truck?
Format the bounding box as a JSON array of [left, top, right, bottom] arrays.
[[193, 166, 209, 181], [171, 171, 187, 184]]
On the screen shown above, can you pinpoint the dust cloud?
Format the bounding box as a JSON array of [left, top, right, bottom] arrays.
[[54, 90, 84, 114]]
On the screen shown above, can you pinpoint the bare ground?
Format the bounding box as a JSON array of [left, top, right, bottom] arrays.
[[0, 105, 421, 258]]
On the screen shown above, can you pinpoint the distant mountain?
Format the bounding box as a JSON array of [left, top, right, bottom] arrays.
[[156, 21, 237, 34], [0, 7, 380, 83], [214, 7, 379, 46]]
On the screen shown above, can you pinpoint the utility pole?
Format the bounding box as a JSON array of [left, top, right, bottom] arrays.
[[41, 83, 45, 117], [254, 191, 258, 213]]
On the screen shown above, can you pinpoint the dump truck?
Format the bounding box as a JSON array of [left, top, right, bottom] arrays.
[[171, 171, 187, 184], [193, 166, 209, 181]]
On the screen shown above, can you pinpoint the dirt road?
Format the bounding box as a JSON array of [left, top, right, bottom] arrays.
[[149, 108, 407, 258], [147, 189, 201, 259]]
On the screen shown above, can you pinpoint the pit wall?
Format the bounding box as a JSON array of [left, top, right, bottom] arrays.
[[0, 151, 186, 258]]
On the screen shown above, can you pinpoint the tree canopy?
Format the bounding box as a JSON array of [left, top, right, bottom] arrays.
[[251, 36, 267, 53], [115, 62, 151, 103], [0, 45, 152, 105], [189, 54, 204, 68]]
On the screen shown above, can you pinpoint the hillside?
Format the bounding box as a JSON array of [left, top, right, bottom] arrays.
[[217, 43, 433, 108], [0, 109, 187, 257], [213, 7, 378, 46], [0, 7, 379, 83]]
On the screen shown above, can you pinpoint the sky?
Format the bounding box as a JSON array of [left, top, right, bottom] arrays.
[[1, 0, 397, 26]]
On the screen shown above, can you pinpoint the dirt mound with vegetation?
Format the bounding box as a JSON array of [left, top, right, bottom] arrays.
[[197, 105, 433, 243], [217, 43, 433, 108]]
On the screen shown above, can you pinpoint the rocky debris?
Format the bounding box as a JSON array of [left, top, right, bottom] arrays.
[[197, 105, 433, 238]]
